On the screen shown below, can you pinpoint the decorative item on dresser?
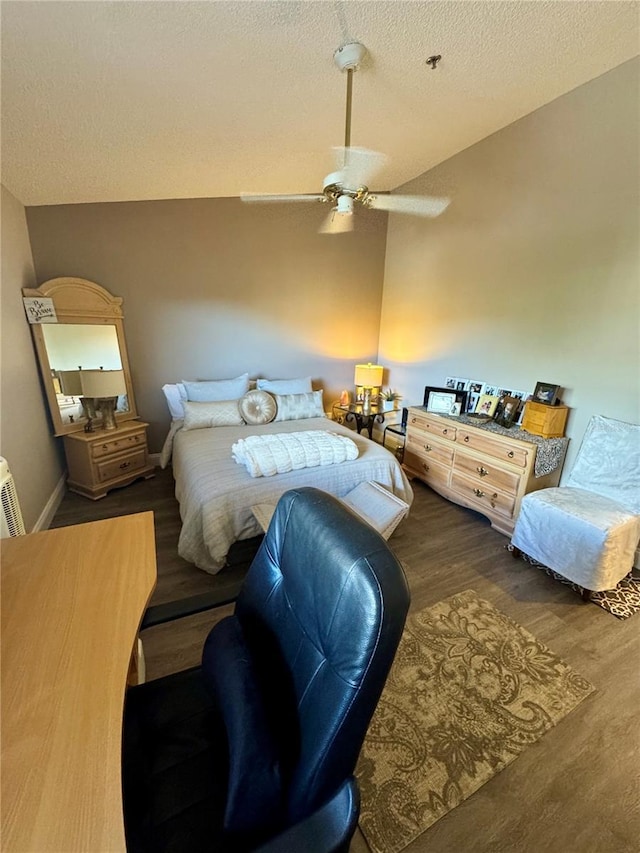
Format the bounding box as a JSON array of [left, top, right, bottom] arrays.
[[403, 406, 569, 536], [22, 277, 154, 498]]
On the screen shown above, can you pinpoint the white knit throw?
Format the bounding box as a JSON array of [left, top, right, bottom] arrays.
[[232, 430, 359, 478]]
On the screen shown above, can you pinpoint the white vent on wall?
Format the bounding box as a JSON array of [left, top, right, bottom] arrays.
[[0, 457, 26, 538]]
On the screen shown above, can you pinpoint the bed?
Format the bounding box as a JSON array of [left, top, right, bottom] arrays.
[[163, 416, 413, 574]]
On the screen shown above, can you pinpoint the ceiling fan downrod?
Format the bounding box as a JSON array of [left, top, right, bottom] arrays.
[[333, 42, 367, 167]]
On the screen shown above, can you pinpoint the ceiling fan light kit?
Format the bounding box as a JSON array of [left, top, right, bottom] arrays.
[[241, 41, 450, 234]]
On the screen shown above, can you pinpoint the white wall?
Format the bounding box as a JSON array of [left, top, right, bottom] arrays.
[[378, 58, 639, 476], [0, 185, 64, 530]]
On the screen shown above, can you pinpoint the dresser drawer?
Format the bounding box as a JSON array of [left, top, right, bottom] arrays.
[[451, 472, 516, 519], [407, 413, 457, 442], [92, 430, 145, 459], [95, 448, 147, 483], [454, 452, 521, 495], [406, 433, 454, 466], [404, 450, 451, 490], [456, 428, 530, 468]]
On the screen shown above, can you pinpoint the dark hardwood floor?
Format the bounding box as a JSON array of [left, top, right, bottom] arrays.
[[51, 468, 640, 853]]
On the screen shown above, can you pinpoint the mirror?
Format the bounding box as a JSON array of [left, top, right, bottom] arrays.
[[23, 277, 139, 436]]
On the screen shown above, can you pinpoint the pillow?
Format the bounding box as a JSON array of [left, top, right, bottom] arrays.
[[161, 383, 187, 419], [202, 617, 283, 838], [182, 373, 250, 402], [256, 377, 312, 395], [182, 400, 244, 430], [273, 390, 325, 422], [238, 390, 277, 425]]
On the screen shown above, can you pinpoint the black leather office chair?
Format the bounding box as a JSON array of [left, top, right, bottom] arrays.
[[123, 487, 410, 853]]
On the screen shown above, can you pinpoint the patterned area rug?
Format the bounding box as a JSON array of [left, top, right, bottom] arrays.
[[508, 545, 640, 619], [356, 589, 594, 853]]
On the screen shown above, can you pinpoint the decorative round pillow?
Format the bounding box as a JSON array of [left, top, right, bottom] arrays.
[[238, 390, 277, 425]]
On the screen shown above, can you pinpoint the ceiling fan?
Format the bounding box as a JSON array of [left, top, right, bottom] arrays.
[[241, 42, 450, 234]]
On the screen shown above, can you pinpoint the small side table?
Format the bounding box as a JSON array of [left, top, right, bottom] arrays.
[[383, 423, 406, 460], [333, 404, 386, 440]]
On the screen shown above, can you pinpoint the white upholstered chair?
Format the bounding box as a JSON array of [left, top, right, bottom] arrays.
[[511, 415, 640, 595]]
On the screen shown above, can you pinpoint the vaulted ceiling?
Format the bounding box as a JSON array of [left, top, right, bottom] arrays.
[[1, 0, 638, 206]]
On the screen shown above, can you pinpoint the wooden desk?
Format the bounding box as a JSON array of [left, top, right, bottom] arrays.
[[1, 512, 157, 852]]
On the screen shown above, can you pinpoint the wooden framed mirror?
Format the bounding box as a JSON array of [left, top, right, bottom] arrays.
[[23, 277, 139, 436]]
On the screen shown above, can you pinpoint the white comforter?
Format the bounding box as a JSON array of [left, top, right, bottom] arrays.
[[232, 430, 359, 478], [170, 417, 413, 574]]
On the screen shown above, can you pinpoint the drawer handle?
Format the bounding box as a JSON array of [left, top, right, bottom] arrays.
[[463, 436, 470, 443], [422, 463, 430, 472], [134, 435, 140, 441], [424, 444, 432, 451], [473, 488, 485, 498], [411, 417, 418, 424], [443, 429, 448, 435], [120, 461, 131, 470], [102, 444, 109, 451], [508, 451, 515, 458], [477, 466, 489, 477]]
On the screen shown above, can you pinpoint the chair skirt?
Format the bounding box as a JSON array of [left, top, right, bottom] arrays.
[[512, 487, 640, 592]]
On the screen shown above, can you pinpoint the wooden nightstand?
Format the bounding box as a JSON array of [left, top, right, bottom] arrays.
[[63, 421, 155, 499]]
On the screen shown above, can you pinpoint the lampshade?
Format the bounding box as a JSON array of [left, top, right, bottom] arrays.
[[57, 369, 83, 396], [354, 363, 383, 388], [80, 369, 126, 398]]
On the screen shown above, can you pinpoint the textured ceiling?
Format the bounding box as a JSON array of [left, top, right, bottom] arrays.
[[1, 1, 638, 206]]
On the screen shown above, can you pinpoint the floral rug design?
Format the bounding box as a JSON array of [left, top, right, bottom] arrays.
[[356, 589, 594, 853]]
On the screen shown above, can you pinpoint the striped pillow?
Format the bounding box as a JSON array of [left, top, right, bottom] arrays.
[[273, 390, 325, 422]]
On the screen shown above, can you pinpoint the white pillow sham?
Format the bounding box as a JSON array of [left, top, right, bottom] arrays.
[[274, 390, 325, 422], [182, 400, 245, 431], [256, 377, 312, 395], [162, 383, 188, 419], [183, 373, 250, 402]]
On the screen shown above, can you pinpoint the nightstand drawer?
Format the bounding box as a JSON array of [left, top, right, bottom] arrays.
[[454, 452, 520, 495], [92, 431, 145, 459], [96, 449, 147, 483]]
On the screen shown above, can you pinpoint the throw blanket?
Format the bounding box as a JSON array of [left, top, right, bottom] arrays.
[[232, 430, 359, 478]]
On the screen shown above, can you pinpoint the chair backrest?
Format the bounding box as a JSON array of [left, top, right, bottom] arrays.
[[567, 414, 640, 513], [235, 487, 410, 825]]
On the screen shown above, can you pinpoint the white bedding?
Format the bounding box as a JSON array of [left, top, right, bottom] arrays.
[[232, 430, 359, 477], [171, 417, 414, 574]]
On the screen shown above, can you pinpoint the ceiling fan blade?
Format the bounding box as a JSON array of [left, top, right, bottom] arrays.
[[319, 208, 354, 234], [332, 147, 387, 190], [366, 194, 451, 218], [240, 193, 326, 204]]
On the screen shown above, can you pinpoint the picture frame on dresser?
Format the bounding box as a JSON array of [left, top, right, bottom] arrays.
[[423, 386, 468, 416], [533, 381, 561, 405]]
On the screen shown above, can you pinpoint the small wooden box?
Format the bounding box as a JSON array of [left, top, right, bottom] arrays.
[[521, 401, 568, 438]]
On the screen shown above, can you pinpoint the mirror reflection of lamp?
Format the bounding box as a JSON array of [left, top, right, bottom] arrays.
[[354, 363, 384, 413], [57, 368, 98, 421], [80, 369, 126, 431]]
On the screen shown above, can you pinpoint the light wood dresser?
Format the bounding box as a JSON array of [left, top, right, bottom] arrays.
[[64, 420, 155, 499], [403, 406, 568, 536]]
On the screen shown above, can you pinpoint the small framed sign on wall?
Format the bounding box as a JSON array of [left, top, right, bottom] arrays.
[[23, 297, 57, 324]]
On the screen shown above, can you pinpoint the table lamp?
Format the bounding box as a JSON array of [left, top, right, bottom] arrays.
[[58, 368, 98, 420], [354, 363, 384, 412], [80, 369, 126, 431]]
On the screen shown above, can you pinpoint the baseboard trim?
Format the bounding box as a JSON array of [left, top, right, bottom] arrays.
[[33, 473, 67, 532]]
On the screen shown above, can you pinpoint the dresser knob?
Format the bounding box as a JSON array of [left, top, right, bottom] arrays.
[[477, 466, 489, 477], [424, 444, 432, 451], [473, 488, 485, 498], [120, 461, 131, 470], [102, 444, 108, 450], [411, 417, 417, 424], [422, 463, 430, 472], [508, 451, 514, 458], [443, 429, 448, 435], [464, 435, 470, 443]]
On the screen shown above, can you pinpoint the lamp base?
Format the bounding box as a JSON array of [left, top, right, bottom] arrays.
[[97, 397, 119, 430]]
